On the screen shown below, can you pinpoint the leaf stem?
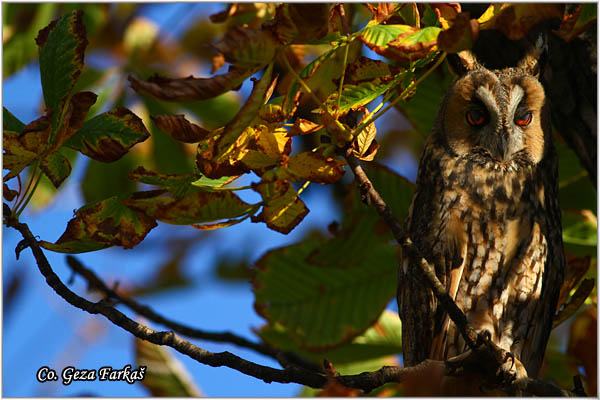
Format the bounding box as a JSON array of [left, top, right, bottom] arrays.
[[281, 50, 329, 115], [12, 160, 41, 215], [297, 180, 310, 195], [351, 52, 447, 139], [15, 168, 43, 218], [336, 41, 351, 110], [211, 185, 253, 191]]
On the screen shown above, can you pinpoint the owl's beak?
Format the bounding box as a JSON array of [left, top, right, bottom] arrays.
[[494, 130, 509, 160]]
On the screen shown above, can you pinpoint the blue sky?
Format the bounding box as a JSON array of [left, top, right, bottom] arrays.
[[3, 3, 416, 397]]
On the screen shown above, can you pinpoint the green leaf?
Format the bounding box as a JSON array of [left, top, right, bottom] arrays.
[[81, 155, 138, 203], [557, 140, 596, 212], [310, 163, 414, 268], [36, 10, 88, 131], [358, 24, 414, 50], [562, 211, 597, 247], [395, 61, 454, 134], [128, 65, 261, 102], [183, 93, 240, 130], [359, 23, 441, 61], [143, 97, 195, 175], [192, 175, 238, 189], [258, 310, 402, 373], [3, 3, 57, 78], [128, 166, 201, 188], [282, 42, 351, 117], [39, 150, 71, 188], [123, 189, 257, 226], [29, 148, 79, 210], [390, 26, 441, 47], [40, 196, 158, 253], [325, 73, 406, 114], [254, 239, 397, 350], [3, 107, 25, 132], [135, 337, 203, 397], [65, 107, 150, 162]]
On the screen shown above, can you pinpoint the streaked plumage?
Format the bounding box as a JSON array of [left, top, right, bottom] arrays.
[[397, 40, 564, 393]]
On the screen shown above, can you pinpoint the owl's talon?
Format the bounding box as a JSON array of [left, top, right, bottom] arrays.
[[481, 329, 492, 342], [504, 351, 515, 370]]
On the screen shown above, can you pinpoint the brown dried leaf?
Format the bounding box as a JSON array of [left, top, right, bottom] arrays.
[[19, 91, 97, 155], [345, 57, 394, 85], [3, 183, 18, 202], [366, 3, 402, 25], [124, 189, 256, 226], [554, 278, 595, 329], [567, 307, 597, 395], [128, 66, 259, 102], [151, 114, 212, 143], [65, 107, 149, 163], [211, 52, 226, 74], [478, 3, 565, 40], [557, 254, 592, 311], [554, 4, 598, 42], [213, 26, 279, 68], [437, 12, 480, 53], [289, 118, 322, 137], [266, 4, 330, 44], [46, 196, 158, 252], [430, 3, 462, 29]]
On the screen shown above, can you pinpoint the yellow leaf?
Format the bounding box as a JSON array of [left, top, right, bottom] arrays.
[[285, 152, 346, 184], [252, 180, 309, 234], [254, 124, 291, 161], [354, 110, 377, 157]]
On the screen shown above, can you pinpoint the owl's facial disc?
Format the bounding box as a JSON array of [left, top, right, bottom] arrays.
[[444, 72, 546, 165], [476, 84, 529, 161]]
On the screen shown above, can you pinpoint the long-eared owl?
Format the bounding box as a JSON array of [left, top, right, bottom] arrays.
[[397, 38, 565, 392]]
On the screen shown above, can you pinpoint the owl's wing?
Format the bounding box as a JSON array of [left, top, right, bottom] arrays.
[[397, 144, 465, 365], [518, 152, 565, 377]]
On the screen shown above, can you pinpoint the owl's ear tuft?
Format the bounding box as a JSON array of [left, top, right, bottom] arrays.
[[517, 34, 547, 78], [446, 50, 480, 77]]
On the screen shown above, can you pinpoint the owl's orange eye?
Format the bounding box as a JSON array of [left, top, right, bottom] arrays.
[[515, 111, 532, 127], [466, 110, 486, 127]]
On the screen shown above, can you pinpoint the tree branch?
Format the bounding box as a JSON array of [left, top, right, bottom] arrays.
[[2, 205, 579, 396], [64, 255, 323, 373], [4, 212, 328, 388]]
